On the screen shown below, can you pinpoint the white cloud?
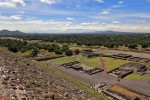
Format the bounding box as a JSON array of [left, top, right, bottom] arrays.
[[102, 22, 106, 25], [0, 20, 75, 33], [19, 11, 25, 14], [137, 20, 146, 23], [81, 23, 92, 26], [118, 1, 124, 4], [0, 16, 10, 20], [0, 15, 22, 21], [67, 17, 74, 21], [0, 20, 150, 33], [76, 5, 80, 8], [96, 0, 104, 3], [41, 0, 55, 5], [10, 15, 22, 20], [66, 22, 72, 27], [113, 5, 124, 8], [101, 11, 110, 15], [112, 21, 121, 24], [0, 0, 25, 8]]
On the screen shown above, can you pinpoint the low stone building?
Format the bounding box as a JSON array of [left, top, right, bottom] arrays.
[[127, 57, 142, 62], [82, 52, 99, 58], [120, 62, 147, 73], [108, 68, 133, 78], [81, 49, 93, 53], [127, 57, 150, 63], [112, 53, 132, 60], [60, 61, 83, 70], [93, 83, 149, 100], [72, 64, 83, 71], [84, 67, 104, 75], [108, 63, 147, 78]]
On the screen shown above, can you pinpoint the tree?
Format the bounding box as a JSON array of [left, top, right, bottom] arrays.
[[52, 44, 60, 50], [61, 45, 69, 52], [31, 48, 39, 57], [8, 46, 18, 53], [74, 49, 80, 55], [65, 49, 73, 56], [141, 44, 148, 48], [128, 44, 137, 49], [55, 49, 63, 55], [20, 47, 27, 53], [48, 46, 55, 52]]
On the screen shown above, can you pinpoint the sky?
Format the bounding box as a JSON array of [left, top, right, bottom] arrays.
[[0, 0, 150, 33]]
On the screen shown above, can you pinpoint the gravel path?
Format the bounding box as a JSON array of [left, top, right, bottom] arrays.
[[49, 63, 150, 96]]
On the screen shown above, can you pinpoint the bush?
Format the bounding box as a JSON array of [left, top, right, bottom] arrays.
[[74, 49, 80, 55], [128, 44, 137, 49], [31, 48, 39, 57], [65, 49, 73, 56], [141, 44, 148, 48], [8, 46, 18, 53], [55, 49, 63, 55], [61, 44, 69, 52], [48, 46, 55, 52]]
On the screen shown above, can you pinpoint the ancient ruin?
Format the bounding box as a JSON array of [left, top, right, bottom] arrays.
[[108, 63, 147, 78], [82, 52, 100, 58], [112, 53, 132, 60], [92, 83, 149, 100], [84, 67, 104, 75], [112, 53, 150, 63], [0, 48, 96, 100]]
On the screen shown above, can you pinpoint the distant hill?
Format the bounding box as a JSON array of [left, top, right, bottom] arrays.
[[0, 29, 25, 35], [87, 31, 141, 34], [0, 29, 148, 35]]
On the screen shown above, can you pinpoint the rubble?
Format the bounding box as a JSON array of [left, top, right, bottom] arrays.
[[0, 48, 97, 100], [108, 63, 147, 78], [92, 83, 149, 100]]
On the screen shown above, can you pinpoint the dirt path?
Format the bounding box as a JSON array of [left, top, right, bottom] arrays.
[[100, 56, 107, 73]]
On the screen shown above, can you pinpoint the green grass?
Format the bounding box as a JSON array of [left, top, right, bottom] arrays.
[[146, 63, 150, 69], [47, 55, 100, 67], [45, 56, 131, 70], [124, 62, 150, 80], [125, 73, 150, 80], [37, 52, 150, 80], [17, 51, 32, 56], [102, 57, 130, 71], [37, 61, 109, 100]]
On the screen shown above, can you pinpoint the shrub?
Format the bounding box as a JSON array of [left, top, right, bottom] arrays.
[[65, 49, 73, 56]]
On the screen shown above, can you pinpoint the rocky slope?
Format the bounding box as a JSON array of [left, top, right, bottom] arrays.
[[0, 48, 97, 100]]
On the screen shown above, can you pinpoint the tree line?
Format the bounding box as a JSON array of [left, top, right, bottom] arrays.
[[3, 33, 150, 49], [0, 38, 79, 56]]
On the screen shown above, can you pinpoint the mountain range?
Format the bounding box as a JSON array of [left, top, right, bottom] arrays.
[[0, 29, 148, 35]]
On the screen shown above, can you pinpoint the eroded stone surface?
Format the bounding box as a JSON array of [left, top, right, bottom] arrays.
[[0, 48, 97, 100]]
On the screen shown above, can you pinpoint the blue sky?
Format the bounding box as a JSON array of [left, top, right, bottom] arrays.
[[0, 0, 150, 33]]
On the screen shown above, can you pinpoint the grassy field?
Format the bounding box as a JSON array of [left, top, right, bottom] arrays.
[[17, 50, 32, 56], [125, 73, 150, 80], [37, 61, 109, 100], [102, 57, 130, 71], [47, 55, 101, 67], [45, 55, 150, 80], [46, 55, 131, 70], [20, 49, 150, 80], [124, 62, 150, 80]]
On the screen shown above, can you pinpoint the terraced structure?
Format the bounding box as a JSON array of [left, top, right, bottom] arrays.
[[0, 48, 108, 100]]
